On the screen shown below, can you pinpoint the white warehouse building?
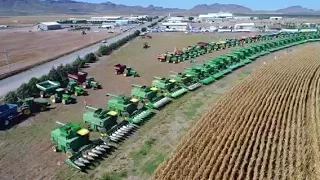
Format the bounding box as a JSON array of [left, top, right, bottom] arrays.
[[234, 23, 255, 32], [199, 12, 233, 22], [162, 22, 189, 32]]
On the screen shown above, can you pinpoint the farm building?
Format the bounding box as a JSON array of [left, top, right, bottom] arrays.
[[167, 17, 184, 23], [234, 16, 252, 20], [270, 17, 283, 20], [162, 22, 189, 32], [199, 12, 233, 22], [234, 23, 255, 32], [37, 22, 61, 31], [87, 16, 126, 24]]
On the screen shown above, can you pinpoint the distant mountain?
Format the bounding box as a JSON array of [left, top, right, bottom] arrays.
[[0, 0, 319, 16], [276, 6, 316, 14], [190, 3, 253, 14]]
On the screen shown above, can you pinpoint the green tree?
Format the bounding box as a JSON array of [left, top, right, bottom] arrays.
[[16, 83, 31, 99], [72, 56, 86, 68], [48, 67, 62, 82], [27, 77, 40, 95], [99, 45, 110, 55], [4, 91, 19, 104], [84, 53, 97, 63], [39, 75, 50, 82]]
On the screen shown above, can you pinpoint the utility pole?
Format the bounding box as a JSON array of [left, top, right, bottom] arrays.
[[1, 49, 10, 73]]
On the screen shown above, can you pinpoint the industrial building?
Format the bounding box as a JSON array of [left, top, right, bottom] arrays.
[[270, 17, 283, 20], [87, 16, 126, 24], [199, 12, 233, 22], [162, 22, 189, 32], [233, 23, 255, 32], [167, 17, 184, 23], [37, 22, 61, 31]]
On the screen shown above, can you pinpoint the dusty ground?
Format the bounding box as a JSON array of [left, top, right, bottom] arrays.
[[0, 32, 304, 180], [0, 29, 119, 75]]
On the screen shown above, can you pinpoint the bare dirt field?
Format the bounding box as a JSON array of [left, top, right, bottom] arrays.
[[0, 29, 119, 75], [0, 32, 306, 180], [154, 44, 320, 180]]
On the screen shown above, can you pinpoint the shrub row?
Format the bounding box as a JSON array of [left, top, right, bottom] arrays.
[[4, 29, 141, 104], [97, 30, 140, 56]]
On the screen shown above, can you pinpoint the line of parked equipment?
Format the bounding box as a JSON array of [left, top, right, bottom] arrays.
[[2, 31, 319, 171]]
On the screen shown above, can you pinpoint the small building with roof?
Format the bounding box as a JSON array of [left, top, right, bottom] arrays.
[[38, 22, 61, 31]]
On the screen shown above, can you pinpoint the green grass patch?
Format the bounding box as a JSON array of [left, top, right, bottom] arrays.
[[183, 101, 203, 119], [130, 138, 156, 166], [100, 171, 128, 180], [141, 153, 166, 175]]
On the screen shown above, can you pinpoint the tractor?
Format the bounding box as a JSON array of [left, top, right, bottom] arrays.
[[131, 84, 171, 109], [123, 67, 139, 77], [17, 97, 50, 116], [151, 77, 188, 98], [51, 122, 110, 171], [106, 93, 154, 124], [169, 71, 202, 91], [143, 42, 150, 49], [84, 77, 101, 90], [68, 71, 101, 90], [65, 81, 87, 96]]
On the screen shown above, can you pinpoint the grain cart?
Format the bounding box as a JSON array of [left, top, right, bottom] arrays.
[[51, 122, 110, 171], [83, 106, 135, 142], [36, 80, 62, 102], [0, 104, 19, 128], [131, 85, 171, 109], [166, 52, 182, 63], [65, 81, 87, 96], [197, 42, 212, 54], [183, 66, 215, 85], [151, 77, 188, 98], [68, 71, 88, 85], [106, 93, 154, 124], [114, 64, 127, 74], [17, 97, 50, 116], [169, 71, 202, 91]]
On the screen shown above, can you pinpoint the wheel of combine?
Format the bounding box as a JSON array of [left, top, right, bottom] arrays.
[[50, 95, 56, 104], [3, 120, 10, 127], [40, 91, 45, 98], [52, 146, 58, 152], [40, 106, 46, 112], [22, 108, 32, 116]]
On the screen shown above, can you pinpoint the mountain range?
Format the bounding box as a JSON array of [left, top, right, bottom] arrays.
[[0, 0, 319, 16]]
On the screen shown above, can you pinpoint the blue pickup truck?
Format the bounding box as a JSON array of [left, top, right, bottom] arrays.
[[0, 104, 19, 128]]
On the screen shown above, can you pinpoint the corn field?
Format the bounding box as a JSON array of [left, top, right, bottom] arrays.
[[154, 45, 320, 180]]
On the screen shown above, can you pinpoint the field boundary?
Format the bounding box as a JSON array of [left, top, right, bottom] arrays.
[[0, 33, 119, 80]]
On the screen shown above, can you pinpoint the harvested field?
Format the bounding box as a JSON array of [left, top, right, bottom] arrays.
[[155, 45, 320, 180], [0, 30, 118, 75]]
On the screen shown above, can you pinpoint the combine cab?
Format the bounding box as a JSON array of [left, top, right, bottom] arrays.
[[51, 122, 110, 171], [106, 94, 154, 125], [151, 77, 188, 98], [169, 71, 202, 91], [131, 84, 171, 109]]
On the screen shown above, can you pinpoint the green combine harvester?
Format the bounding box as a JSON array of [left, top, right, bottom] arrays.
[[131, 84, 171, 109], [106, 93, 154, 124], [224, 54, 246, 70], [183, 66, 215, 85], [169, 71, 202, 91], [51, 122, 110, 171], [83, 106, 136, 142], [151, 77, 188, 98]]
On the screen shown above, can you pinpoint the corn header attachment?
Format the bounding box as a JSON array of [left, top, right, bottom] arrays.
[[51, 122, 110, 171], [131, 84, 172, 109], [151, 77, 188, 98]]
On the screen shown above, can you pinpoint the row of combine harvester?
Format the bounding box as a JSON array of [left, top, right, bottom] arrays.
[[50, 31, 320, 171]]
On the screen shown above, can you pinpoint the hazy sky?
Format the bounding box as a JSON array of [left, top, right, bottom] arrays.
[[75, 0, 319, 10]]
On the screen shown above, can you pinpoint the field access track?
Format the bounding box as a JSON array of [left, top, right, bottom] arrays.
[[154, 45, 320, 180]]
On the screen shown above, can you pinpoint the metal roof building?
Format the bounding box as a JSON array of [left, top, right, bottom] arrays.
[[37, 22, 61, 31]]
